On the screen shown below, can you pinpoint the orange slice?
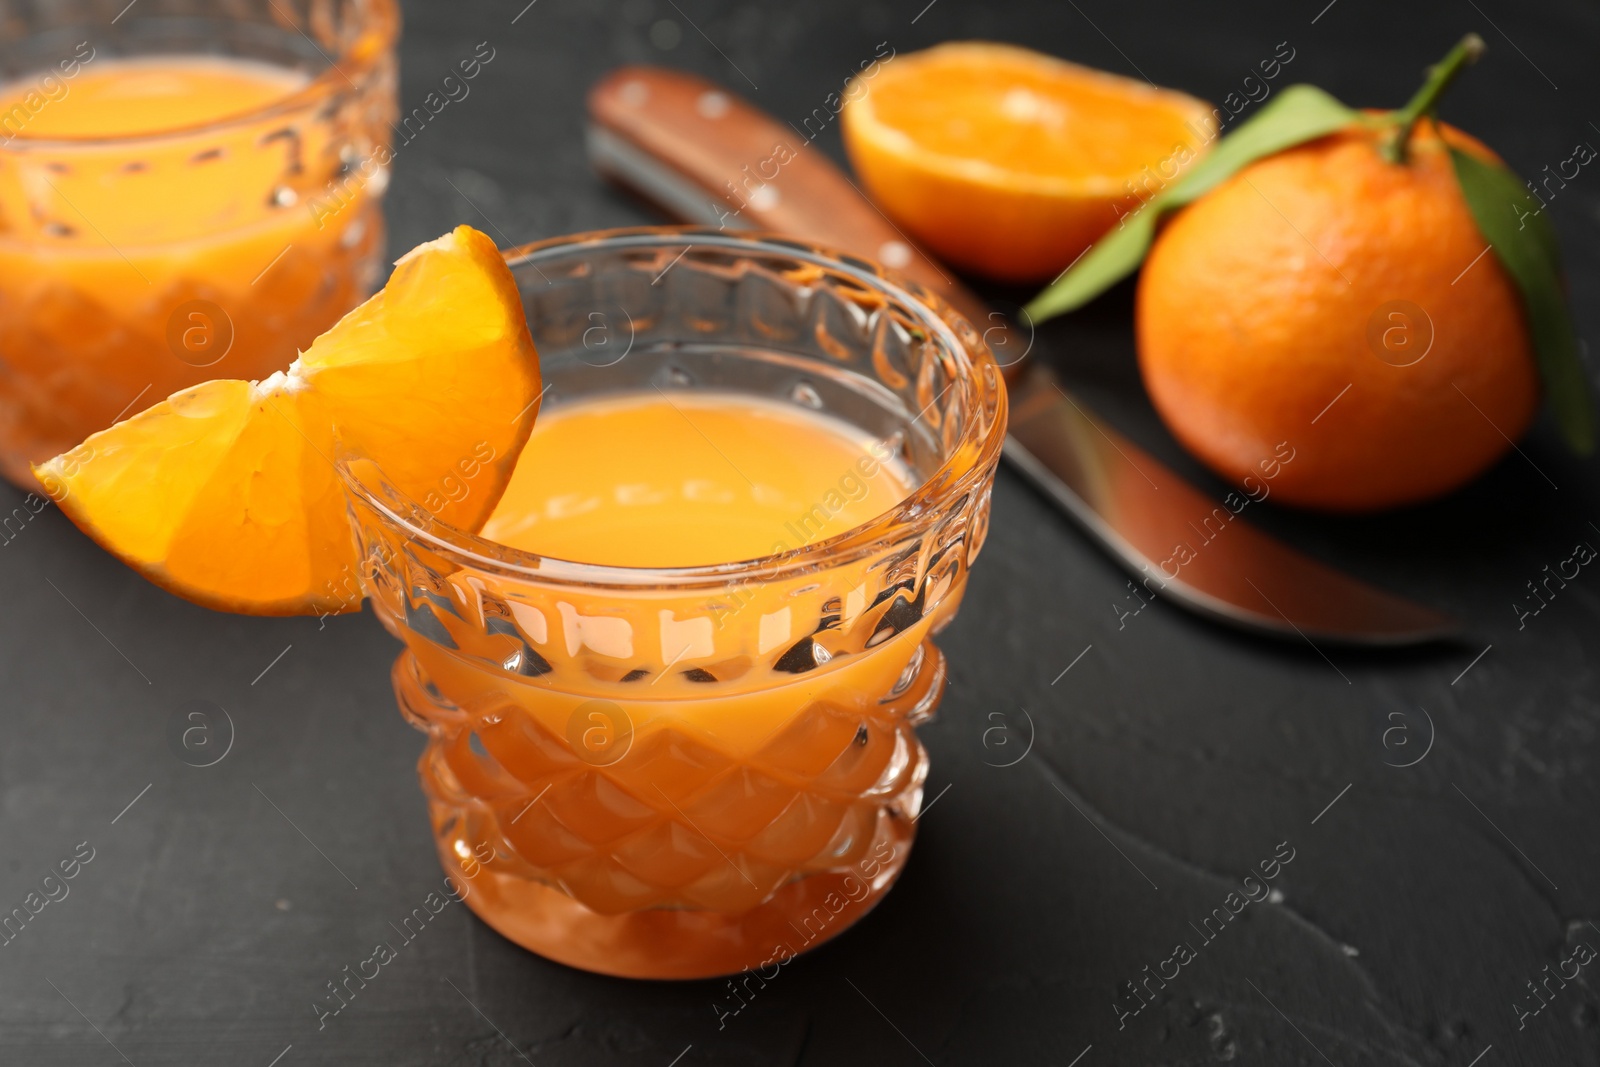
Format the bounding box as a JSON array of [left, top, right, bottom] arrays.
[[841, 41, 1216, 283], [32, 225, 542, 615]]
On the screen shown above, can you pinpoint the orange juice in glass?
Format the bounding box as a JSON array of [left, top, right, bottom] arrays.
[[0, 0, 398, 485], [341, 230, 1006, 979]]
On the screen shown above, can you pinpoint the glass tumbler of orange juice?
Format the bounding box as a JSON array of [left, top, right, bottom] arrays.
[[0, 0, 398, 485], [341, 229, 1007, 979]]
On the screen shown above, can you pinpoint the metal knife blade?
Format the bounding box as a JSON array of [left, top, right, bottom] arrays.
[[585, 66, 1460, 646]]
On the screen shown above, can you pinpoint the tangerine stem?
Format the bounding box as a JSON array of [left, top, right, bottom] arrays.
[[1382, 33, 1486, 164]]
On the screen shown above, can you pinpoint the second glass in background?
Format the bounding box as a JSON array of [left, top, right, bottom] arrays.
[[0, 0, 399, 484]]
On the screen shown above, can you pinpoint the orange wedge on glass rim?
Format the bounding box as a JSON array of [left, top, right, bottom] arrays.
[[32, 225, 542, 616], [841, 41, 1217, 283]]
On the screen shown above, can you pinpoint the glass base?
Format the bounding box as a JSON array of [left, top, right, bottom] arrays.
[[437, 815, 913, 980], [395, 641, 938, 980]]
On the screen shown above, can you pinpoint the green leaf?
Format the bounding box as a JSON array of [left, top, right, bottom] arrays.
[[1024, 85, 1358, 323], [1449, 146, 1595, 454]]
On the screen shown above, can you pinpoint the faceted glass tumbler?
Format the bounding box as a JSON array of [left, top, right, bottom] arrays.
[[341, 228, 1007, 979]]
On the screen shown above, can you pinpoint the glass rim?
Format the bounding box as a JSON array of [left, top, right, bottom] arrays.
[[0, 0, 399, 150], [338, 225, 1009, 591]]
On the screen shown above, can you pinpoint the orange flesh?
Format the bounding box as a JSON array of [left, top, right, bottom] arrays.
[[841, 42, 1216, 282], [0, 57, 381, 483], [864, 51, 1206, 180]]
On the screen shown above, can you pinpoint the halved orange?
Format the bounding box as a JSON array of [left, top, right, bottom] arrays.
[[33, 225, 542, 615], [841, 42, 1216, 283]]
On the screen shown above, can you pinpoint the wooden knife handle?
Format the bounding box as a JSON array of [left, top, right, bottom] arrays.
[[587, 66, 958, 302]]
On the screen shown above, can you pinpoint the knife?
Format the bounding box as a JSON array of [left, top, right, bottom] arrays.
[[585, 66, 1460, 646]]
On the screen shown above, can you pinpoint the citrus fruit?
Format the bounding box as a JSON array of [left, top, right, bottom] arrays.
[[1135, 119, 1538, 512], [840, 41, 1216, 283], [32, 225, 542, 614]]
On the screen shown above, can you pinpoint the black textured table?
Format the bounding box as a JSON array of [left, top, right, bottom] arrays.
[[4, 1, 1599, 1064]]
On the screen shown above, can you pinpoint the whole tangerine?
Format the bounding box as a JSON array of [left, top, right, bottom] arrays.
[[1135, 119, 1540, 512]]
